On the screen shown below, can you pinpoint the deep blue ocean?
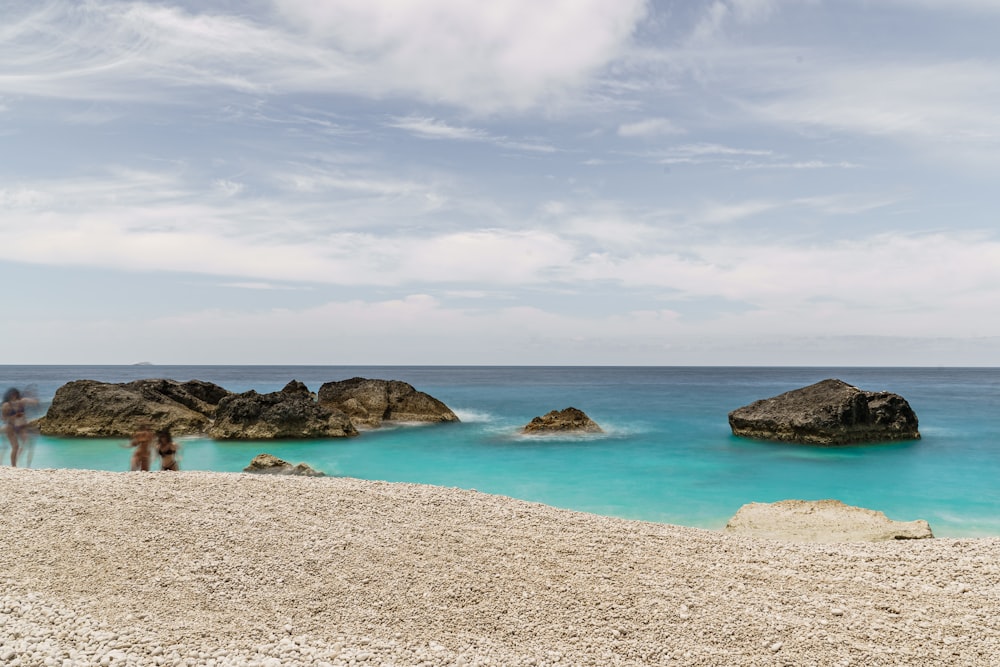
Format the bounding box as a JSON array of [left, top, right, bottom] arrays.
[[2, 366, 998, 538]]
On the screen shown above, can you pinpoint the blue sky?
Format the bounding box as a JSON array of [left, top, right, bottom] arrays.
[[2, 0, 999, 365]]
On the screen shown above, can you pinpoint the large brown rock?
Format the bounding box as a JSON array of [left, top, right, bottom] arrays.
[[523, 407, 603, 434], [317, 377, 459, 428], [724, 499, 934, 542], [38, 379, 231, 437], [728, 378, 919, 445], [208, 381, 357, 440]]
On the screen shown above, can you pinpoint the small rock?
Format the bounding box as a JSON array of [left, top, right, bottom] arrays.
[[522, 407, 603, 434]]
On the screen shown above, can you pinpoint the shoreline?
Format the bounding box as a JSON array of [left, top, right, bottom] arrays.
[[3, 468, 1000, 665], [22, 436, 998, 541]]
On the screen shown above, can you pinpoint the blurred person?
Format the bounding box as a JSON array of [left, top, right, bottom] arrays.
[[126, 422, 154, 472], [156, 428, 180, 471], [2, 387, 39, 467], [18, 385, 41, 467]]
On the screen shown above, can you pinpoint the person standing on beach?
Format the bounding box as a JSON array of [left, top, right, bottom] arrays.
[[2, 387, 39, 467], [126, 423, 154, 471], [156, 429, 180, 471]]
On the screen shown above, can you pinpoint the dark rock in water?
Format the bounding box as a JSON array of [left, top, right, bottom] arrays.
[[523, 407, 603, 434], [724, 499, 933, 542], [209, 381, 357, 440], [38, 379, 231, 437], [728, 378, 919, 445], [317, 377, 459, 428], [243, 453, 326, 477]]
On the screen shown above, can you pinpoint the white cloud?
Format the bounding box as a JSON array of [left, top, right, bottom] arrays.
[[574, 232, 1000, 333], [1, 1, 648, 113], [694, 200, 780, 225], [750, 61, 1000, 146], [217, 282, 302, 290], [214, 179, 245, 197], [617, 117, 685, 137], [688, 0, 784, 43], [272, 167, 435, 202], [650, 143, 775, 165], [274, 0, 648, 111], [7, 169, 994, 329], [885, 0, 1000, 12], [387, 116, 488, 141], [733, 160, 859, 170], [386, 115, 558, 153]]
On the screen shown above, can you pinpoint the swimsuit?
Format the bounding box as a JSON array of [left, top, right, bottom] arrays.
[[158, 445, 179, 471]]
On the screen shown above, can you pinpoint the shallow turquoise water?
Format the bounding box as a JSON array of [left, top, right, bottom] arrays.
[[4, 366, 999, 537]]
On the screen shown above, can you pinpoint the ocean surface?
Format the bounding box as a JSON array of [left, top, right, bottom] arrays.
[[2, 366, 998, 538]]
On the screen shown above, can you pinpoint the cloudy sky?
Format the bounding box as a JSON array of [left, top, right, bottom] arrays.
[[2, 0, 999, 365]]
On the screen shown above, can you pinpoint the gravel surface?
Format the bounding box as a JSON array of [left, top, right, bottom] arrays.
[[2, 467, 1000, 666]]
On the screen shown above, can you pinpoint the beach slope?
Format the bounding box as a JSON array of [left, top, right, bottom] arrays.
[[2, 468, 999, 666]]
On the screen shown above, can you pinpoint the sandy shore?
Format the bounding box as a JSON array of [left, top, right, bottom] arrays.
[[2, 468, 999, 666]]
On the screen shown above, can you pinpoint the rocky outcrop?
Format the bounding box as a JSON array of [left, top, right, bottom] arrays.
[[38, 379, 231, 437], [724, 499, 934, 542], [208, 381, 357, 440], [317, 377, 459, 428], [243, 453, 326, 477], [728, 378, 919, 445], [523, 407, 603, 434]]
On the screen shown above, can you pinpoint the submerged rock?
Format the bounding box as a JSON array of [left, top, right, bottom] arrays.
[[728, 378, 919, 445], [208, 381, 357, 440], [38, 378, 231, 437], [523, 407, 603, 434], [724, 499, 933, 542], [317, 377, 459, 428], [243, 453, 326, 477]]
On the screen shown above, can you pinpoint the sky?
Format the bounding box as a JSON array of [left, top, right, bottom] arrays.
[[2, 0, 999, 365]]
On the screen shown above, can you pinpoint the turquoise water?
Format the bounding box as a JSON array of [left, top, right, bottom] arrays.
[[4, 366, 999, 537]]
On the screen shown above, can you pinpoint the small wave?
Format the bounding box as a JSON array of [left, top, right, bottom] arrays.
[[452, 409, 497, 423], [508, 429, 623, 444], [592, 422, 649, 438]]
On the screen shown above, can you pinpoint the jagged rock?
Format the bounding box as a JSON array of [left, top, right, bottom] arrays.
[[728, 378, 919, 445], [208, 380, 357, 440], [317, 377, 459, 428], [243, 453, 326, 477], [38, 379, 231, 437], [724, 499, 934, 542], [523, 407, 603, 434]]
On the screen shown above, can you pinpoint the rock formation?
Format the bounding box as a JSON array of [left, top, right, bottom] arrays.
[[724, 499, 934, 542], [317, 377, 459, 428], [728, 378, 919, 445], [208, 381, 357, 440], [242, 453, 326, 477], [38, 379, 231, 437], [523, 407, 603, 434]]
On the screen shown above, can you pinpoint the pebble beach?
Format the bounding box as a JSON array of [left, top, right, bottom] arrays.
[[2, 467, 1000, 666]]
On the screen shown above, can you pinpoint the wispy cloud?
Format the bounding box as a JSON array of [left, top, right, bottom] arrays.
[[214, 179, 245, 197], [217, 282, 305, 290], [387, 115, 558, 153], [655, 143, 774, 163], [734, 160, 860, 170], [1, 1, 648, 113], [749, 61, 1000, 144], [618, 117, 685, 137], [885, 0, 1000, 13], [386, 116, 488, 141]]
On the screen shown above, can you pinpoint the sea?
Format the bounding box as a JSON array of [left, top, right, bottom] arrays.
[[2, 365, 998, 538]]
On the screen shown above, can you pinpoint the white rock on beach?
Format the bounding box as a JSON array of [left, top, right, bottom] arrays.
[[2, 468, 1000, 665], [724, 499, 934, 542]]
